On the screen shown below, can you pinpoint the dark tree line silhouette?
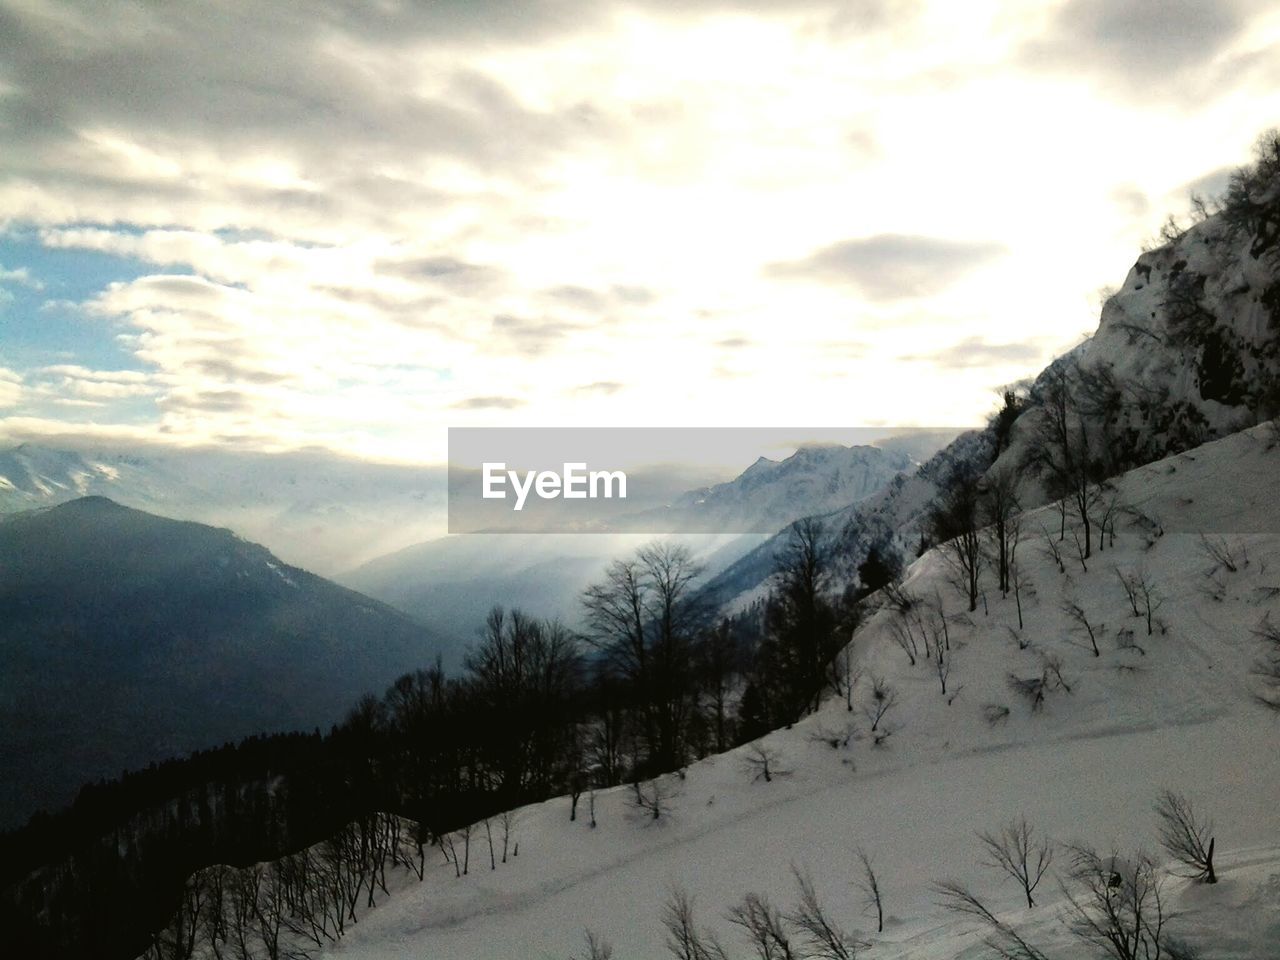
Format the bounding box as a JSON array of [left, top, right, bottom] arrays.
[[1, 527, 860, 960]]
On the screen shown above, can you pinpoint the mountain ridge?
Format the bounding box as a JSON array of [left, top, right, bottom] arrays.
[[0, 496, 442, 828], [697, 193, 1280, 618]]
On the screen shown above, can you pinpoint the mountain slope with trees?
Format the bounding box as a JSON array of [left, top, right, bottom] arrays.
[[6, 130, 1279, 960], [0, 496, 440, 828], [128, 403, 1280, 960], [340, 442, 918, 668], [699, 132, 1280, 622]]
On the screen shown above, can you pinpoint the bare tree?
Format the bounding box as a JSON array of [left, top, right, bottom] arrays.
[[882, 580, 918, 615], [982, 465, 1022, 596], [575, 928, 616, 960], [582, 542, 707, 771], [854, 847, 884, 934], [699, 619, 742, 751], [930, 472, 985, 612], [149, 873, 204, 960], [727, 892, 795, 960], [887, 614, 919, 666], [1039, 524, 1066, 575], [933, 881, 1051, 960], [1254, 613, 1280, 710], [569, 771, 585, 824], [1114, 565, 1164, 637], [1062, 598, 1101, 657], [978, 817, 1054, 908], [1042, 655, 1073, 695], [1009, 526, 1032, 630], [440, 830, 463, 879], [1024, 360, 1104, 561], [862, 674, 897, 733], [1154, 791, 1217, 884], [1136, 572, 1163, 638], [227, 865, 261, 960], [457, 821, 473, 875], [278, 850, 333, 951], [831, 647, 861, 712], [765, 516, 842, 715], [1199, 534, 1247, 574], [329, 823, 367, 923], [663, 887, 729, 960], [1062, 846, 1180, 960], [633, 777, 679, 821], [1071, 524, 1090, 573], [1116, 568, 1142, 617], [930, 591, 952, 652], [786, 866, 866, 960], [1096, 485, 1122, 553], [484, 818, 497, 871], [500, 809, 518, 863], [808, 719, 856, 751], [253, 862, 288, 960], [934, 643, 952, 698], [743, 742, 790, 783], [198, 865, 232, 960]]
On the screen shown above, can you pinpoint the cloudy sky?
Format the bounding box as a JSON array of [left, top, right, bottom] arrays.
[[1, 0, 1278, 463]]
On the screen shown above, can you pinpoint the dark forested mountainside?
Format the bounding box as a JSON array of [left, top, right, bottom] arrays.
[[0, 496, 440, 828]]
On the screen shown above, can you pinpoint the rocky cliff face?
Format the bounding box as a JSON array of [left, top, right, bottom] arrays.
[[704, 143, 1280, 614]]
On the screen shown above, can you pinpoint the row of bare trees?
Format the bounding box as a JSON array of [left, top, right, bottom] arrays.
[[144, 812, 416, 960], [657, 861, 882, 960], [937, 792, 1215, 960], [583, 789, 1215, 960]]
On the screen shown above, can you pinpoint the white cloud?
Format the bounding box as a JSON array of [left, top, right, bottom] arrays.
[[0, 263, 42, 289], [0, 367, 23, 409], [0, 1, 1278, 458]]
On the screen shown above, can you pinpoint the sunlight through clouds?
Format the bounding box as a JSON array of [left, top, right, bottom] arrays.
[[0, 0, 1277, 459]]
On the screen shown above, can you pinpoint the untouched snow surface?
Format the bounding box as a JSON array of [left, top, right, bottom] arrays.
[[283, 423, 1280, 959]]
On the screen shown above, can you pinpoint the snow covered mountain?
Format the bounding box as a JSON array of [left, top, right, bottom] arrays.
[[159, 418, 1280, 960], [611, 443, 918, 534], [23, 142, 1280, 960], [0, 442, 448, 575], [342, 444, 920, 665], [701, 188, 1280, 618], [0, 443, 131, 501], [154, 170, 1280, 960]]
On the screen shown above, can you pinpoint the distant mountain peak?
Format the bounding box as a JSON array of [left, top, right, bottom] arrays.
[[58, 494, 124, 511], [739, 455, 779, 480]]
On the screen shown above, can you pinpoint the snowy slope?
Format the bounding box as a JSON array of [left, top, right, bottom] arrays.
[[283, 421, 1280, 960], [703, 199, 1280, 618], [698, 430, 992, 615]]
